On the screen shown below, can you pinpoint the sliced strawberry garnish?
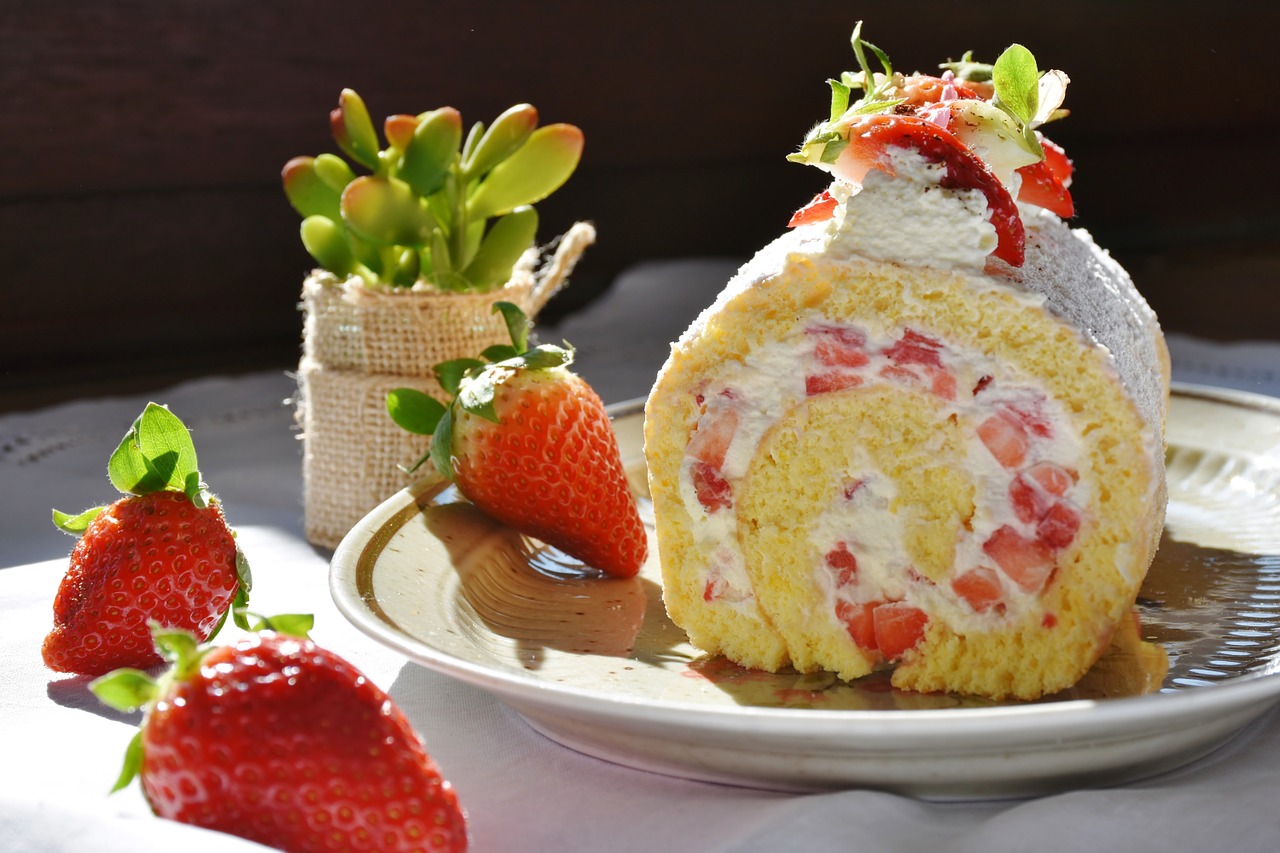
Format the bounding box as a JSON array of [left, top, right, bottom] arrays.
[[896, 73, 980, 109], [835, 600, 878, 650], [788, 190, 838, 227], [977, 411, 1029, 469], [982, 525, 1055, 594], [824, 543, 859, 586], [872, 604, 929, 660], [687, 408, 739, 469], [884, 329, 945, 369], [951, 567, 1004, 614], [1037, 502, 1081, 550], [1017, 159, 1074, 218], [833, 113, 1025, 266], [806, 372, 864, 396], [690, 461, 733, 513], [1040, 136, 1074, 183]]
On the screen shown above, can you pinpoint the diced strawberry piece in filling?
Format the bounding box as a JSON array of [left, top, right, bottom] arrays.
[[842, 478, 865, 499], [1006, 402, 1052, 438], [977, 411, 1029, 469], [690, 461, 733, 513], [824, 543, 859, 586], [687, 408, 739, 469], [1037, 501, 1081, 550], [703, 574, 727, 602], [1042, 612, 1059, 629], [872, 604, 929, 660], [1026, 461, 1075, 496], [835, 600, 878, 650], [951, 567, 1004, 614], [879, 365, 919, 384], [884, 329, 945, 369], [930, 369, 957, 401], [982, 525, 1055, 594], [973, 374, 994, 395], [810, 325, 871, 369], [806, 372, 864, 396], [1011, 461, 1077, 523]]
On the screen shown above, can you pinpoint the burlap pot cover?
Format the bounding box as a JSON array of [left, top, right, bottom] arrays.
[[298, 222, 595, 549]]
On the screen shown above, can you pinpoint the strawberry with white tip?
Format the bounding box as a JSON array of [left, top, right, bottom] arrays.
[[388, 302, 648, 578]]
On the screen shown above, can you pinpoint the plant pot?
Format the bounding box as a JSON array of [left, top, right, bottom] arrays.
[[296, 222, 595, 549]]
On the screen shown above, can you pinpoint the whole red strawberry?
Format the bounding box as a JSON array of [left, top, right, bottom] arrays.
[[91, 623, 467, 853], [43, 403, 250, 676], [388, 302, 647, 578]]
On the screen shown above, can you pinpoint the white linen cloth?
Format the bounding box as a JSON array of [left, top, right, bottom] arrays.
[[3, 259, 1280, 852]]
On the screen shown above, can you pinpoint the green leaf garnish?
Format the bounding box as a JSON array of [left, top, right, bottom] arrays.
[[233, 610, 314, 638], [89, 668, 159, 714], [992, 44, 1039, 127], [110, 732, 144, 794], [429, 406, 455, 479], [939, 50, 993, 83], [492, 301, 531, 354]]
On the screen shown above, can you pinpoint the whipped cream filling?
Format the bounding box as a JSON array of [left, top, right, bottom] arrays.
[[679, 316, 1091, 634]]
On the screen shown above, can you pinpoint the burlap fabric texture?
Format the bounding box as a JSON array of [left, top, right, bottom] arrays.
[[297, 221, 596, 549]]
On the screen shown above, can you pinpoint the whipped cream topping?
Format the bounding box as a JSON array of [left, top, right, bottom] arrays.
[[816, 147, 998, 273]]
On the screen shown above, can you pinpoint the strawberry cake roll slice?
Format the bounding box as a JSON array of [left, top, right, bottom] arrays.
[[643, 32, 1168, 700]]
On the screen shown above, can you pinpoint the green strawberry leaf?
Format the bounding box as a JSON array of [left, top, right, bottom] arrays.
[[89, 667, 159, 713], [939, 50, 993, 83], [387, 388, 448, 436], [234, 609, 314, 638], [828, 79, 851, 123], [109, 731, 144, 794], [492, 301, 531, 354], [436, 358, 485, 396], [480, 344, 519, 363], [52, 505, 104, 535], [457, 370, 499, 423], [108, 403, 202, 498], [429, 406, 456, 480], [518, 343, 574, 371]]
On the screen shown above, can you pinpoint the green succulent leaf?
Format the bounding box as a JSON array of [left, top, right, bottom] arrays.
[[89, 668, 159, 714], [387, 387, 448, 436], [300, 216, 357, 277], [108, 403, 203, 499], [467, 123, 583, 220], [401, 107, 463, 197], [52, 505, 104, 535], [463, 103, 539, 180], [390, 246, 421, 286], [462, 206, 538, 290], [461, 120, 485, 164], [282, 157, 342, 221], [342, 176, 436, 247], [383, 113, 419, 151], [331, 89, 380, 170], [313, 153, 357, 193], [429, 405, 455, 480], [347, 232, 385, 276], [435, 358, 485, 396]]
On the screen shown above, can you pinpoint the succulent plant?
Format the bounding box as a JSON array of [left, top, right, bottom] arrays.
[[282, 90, 583, 292]]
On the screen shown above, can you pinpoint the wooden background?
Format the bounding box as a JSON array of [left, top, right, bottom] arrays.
[[3, 1, 1278, 412]]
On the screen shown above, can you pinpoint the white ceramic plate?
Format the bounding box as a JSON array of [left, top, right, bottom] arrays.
[[331, 385, 1280, 799]]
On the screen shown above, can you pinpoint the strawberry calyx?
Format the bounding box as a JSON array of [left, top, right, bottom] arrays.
[[52, 402, 255, 634], [90, 616, 314, 793], [387, 301, 573, 480]]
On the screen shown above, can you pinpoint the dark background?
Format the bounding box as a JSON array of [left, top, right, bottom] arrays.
[[4, 1, 1278, 412]]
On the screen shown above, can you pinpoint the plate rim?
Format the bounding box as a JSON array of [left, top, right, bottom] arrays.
[[331, 383, 1280, 740]]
